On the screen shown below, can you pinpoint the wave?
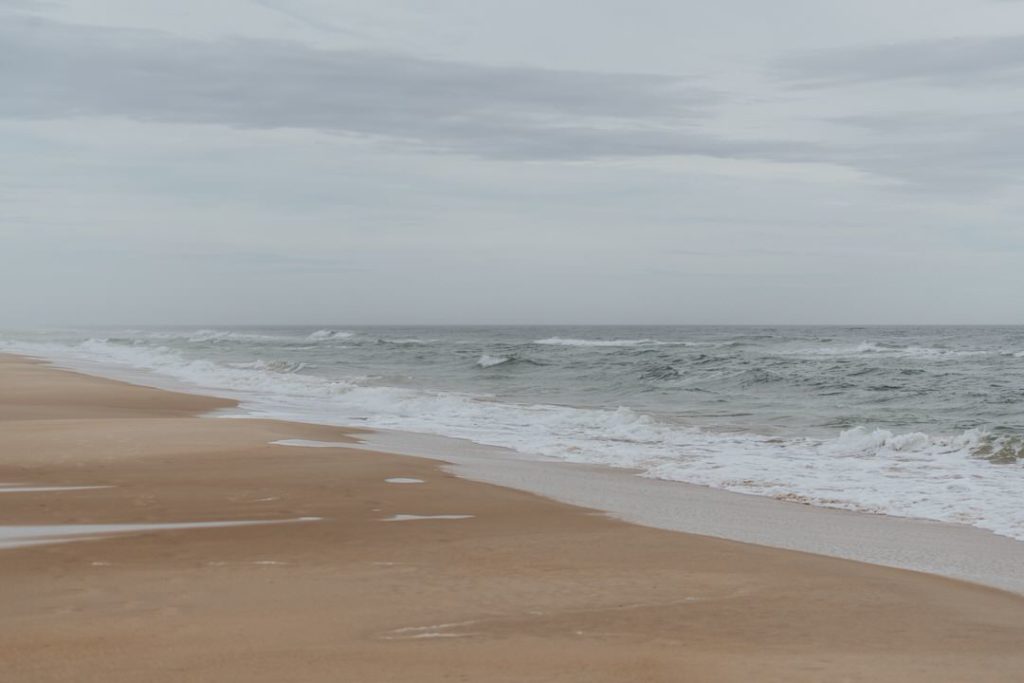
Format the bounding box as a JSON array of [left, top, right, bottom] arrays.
[[781, 341, 987, 358], [639, 364, 681, 380], [533, 337, 664, 347], [306, 329, 354, 341], [477, 354, 513, 368], [475, 353, 540, 368], [376, 338, 437, 345], [185, 329, 287, 344], [227, 359, 309, 374], [119, 329, 295, 344]]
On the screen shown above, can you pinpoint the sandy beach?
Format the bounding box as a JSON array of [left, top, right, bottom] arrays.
[[3, 353, 1024, 682]]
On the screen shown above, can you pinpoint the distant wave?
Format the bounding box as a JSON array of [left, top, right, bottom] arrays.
[[476, 353, 540, 368], [306, 329, 354, 341], [781, 341, 987, 358], [228, 359, 309, 374], [188, 330, 294, 344], [639, 364, 681, 380], [376, 338, 437, 345], [533, 337, 663, 347], [121, 329, 294, 344]]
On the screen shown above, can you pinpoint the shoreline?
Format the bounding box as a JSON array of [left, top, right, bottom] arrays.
[[15, 350, 1024, 594], [4, 353, 1024, 680]]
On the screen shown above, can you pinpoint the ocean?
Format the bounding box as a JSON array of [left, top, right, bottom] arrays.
[[5, 325, 1024, 540]]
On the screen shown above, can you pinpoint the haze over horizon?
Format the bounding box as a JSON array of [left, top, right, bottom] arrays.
[[3, 0, 1023, 326]]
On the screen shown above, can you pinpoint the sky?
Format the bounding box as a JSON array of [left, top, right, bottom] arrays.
[[2, 0, 1023, 326]]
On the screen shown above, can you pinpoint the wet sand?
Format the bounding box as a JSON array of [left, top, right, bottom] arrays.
[[355, 430, 1024, 594], [3, 353, 1024, 681]]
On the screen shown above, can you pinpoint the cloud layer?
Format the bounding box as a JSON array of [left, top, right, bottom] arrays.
[[777, 34, 1024, 87], [3, 1, 1024, 325], [1, 15, 810, 162]]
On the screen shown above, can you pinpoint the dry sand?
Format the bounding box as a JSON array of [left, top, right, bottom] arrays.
[[2, 353, 1024, 682]]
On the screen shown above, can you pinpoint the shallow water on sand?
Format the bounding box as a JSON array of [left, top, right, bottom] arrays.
[[0, 517, 321, 550]]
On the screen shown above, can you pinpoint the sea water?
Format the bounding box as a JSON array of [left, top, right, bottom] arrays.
[[5, 325, 1024, 539]]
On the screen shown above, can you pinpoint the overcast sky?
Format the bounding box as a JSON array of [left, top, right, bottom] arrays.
[[2, 0, 1023, 325]]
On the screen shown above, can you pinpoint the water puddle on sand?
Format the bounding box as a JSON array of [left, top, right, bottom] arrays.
[[0, 484, 110, 493], [379, 515, 473, 522], [385, 478, 424, 484], [0, 517, 322, 550], [271, 439, 350, 448]]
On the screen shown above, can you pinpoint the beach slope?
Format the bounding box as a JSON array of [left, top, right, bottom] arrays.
[[2, 354, 1024, 682]]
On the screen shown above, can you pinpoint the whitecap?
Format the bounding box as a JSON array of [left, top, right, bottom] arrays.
[[476, 354, 512, 368], [306, 329, 354, 341], [533, 337, 662, 347]]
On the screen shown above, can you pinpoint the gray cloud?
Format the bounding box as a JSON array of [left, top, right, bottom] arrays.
[[827, 113, 1024, 191], [5, 2, 1024, 327], [769, 35, 1024, 190], [777, 34, 1024, 87], [4, 10, 1021, 195], [248, 0, 365, 36], [0, 15, 815, 163], [0, 0, 54, 11]]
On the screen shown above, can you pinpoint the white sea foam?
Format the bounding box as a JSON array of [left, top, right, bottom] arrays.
[[385, 478, 424, 484]]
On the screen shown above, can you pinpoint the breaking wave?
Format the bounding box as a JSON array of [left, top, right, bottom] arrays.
[[475, 353, 540, 368], [780, 341, 989, 358], [306, 329, 354, 341], [477, 354, 514, 368], [534, 337, 663, 347], [228, 359, 309, 374]]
